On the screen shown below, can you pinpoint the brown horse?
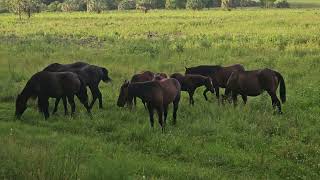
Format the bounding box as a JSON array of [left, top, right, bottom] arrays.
[[130, 71, 155, 107], [185, 64, 245, 102], [154, 72, 168, 81], [225, 68, 286, 113], [170, 73, 214, 105], [15, 71, 90, 119], [117, 78, 181, 132]]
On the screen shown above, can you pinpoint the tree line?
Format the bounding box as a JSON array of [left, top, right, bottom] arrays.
[[0, 0, 289, 18]]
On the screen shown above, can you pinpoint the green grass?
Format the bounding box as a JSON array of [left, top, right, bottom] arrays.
[[0, 9, 320, 179]]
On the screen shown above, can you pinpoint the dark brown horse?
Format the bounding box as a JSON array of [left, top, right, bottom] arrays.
[[117, 78, 181, 132], [185, 64, 245, 102], [170, 73, 214, 105], [15, 71, 90, 119], [43, 61, 111, 111], [130, 71, 155, 107], [154, 73, 168, 80], [225, 68, 286, 113]]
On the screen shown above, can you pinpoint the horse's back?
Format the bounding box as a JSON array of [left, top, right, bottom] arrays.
[[159, 78, 181, 104]]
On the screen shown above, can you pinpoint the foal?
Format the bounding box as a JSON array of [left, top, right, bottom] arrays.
[[185, 64, 245, 102], [117, 78, 181, 132], [15, 71, 90, 119], [170, 73, 214, 105], [225, 68, 286, 113]]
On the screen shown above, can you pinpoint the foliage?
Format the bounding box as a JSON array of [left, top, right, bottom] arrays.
[[165, 0, 186, 9], [61, 0, 86, 11], [186, 0, 205, 9], [260, 0, 276, 7], [4, 0, 43, 18], [275, 0, 289, 8], [47, 1, 62, 11], [118, 0, 135, 10]]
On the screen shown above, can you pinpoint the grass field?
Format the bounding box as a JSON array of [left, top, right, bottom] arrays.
[[0, 9, 320, 179]]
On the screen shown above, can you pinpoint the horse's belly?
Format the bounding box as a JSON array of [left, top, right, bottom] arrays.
[[239, 83, 263, 96]]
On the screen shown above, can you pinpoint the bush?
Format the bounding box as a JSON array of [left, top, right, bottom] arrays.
[[118, 0, 136, 10], [0, 0, 9, 13], [136, 0, 165, 9], [165, 0, 186, 9], [47, 1, 62, 12], [221, 0, 234, 8], [61, 0, 86, 12], [186, 0, 205, 9], [274, 0, 289, 8]]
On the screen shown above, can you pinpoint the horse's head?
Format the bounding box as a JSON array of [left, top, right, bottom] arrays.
[[101, 67, 112, 83], [117, 80, 131, 107], [204, 77, 215, 93], [15, 94, 27, 119]]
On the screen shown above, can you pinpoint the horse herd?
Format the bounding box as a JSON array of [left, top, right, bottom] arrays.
[[15, 62, 286, 132]]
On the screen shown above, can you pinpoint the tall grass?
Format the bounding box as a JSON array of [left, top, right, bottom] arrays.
[[0, 9, 320, 179]]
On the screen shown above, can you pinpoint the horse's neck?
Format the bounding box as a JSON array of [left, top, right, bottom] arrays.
[[128, 83, 145, 97], [21, 80, 36, 99]]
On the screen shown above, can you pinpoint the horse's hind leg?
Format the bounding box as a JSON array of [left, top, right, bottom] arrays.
[[62, 97, 68, 115], [231, 91, 238, 107], [67, 95, 76, 115], [147, 103, 154, 128], [268, 91, 282, 114], [173, 95, 180, 125], [163, 104, 168, 125], [241, 95, 247, 105], [52, 98, 61, 115], [89, 85, 102, 109]]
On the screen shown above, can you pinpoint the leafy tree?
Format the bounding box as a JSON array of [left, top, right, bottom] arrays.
[[165, 0, 186, 9], [260, 0, 275, 8], [47, 1, 62, 11], [274, 0, 289, 8], [186, 0, 205, 9], [5, 0, 42, 18], [118, 0, 136, 10]]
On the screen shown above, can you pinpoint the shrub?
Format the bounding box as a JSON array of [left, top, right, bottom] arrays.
[[165, 0, 186, 9], [4, 0, 43, 18], [47, 1, 62, 12], [118, 0, 136, 10], [186, 0, 205, 10], [0, 0, 9, 13], [61, 0, 86, 12], [274, 0, 289, 8]]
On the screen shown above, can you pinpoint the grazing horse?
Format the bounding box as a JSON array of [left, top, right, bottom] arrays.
[[154, 72, 168, 81], [117, 78, 181, 132], [130, 71, 155, 107], [225, 68, 286, 113], [43, 61, 112, 111], [15, 71, 90, 119], [185, 64, 245, 102], [170, 73, 214, 105]]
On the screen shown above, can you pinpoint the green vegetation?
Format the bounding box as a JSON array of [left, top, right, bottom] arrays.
[[288, 0, 320, 8], [0, 9, 320, 179]]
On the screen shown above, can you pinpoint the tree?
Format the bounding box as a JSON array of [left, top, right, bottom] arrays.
[[5, 0, 42, 18], [186, 0, 205, 10], [165, 0, 186, 9]]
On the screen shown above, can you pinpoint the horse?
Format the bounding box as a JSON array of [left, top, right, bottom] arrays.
[[15, 71, 90, 119], [225, 68, 286, 113], [154, 73, 168, 81], [185, 64, 245, 102], [130, 71, 155, 107], [43, 61, 112, 111], [117, 78, 181, 132], [170, 73, 214, 105]]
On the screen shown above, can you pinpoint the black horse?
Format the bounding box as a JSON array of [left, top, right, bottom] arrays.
[[43, 61, 112, 111], [117, 78, 181, 132], [15, 71, 90, 119], [185, 64, 245, 102], [225, 68, 286, 113], [170, 73, 214, 105]]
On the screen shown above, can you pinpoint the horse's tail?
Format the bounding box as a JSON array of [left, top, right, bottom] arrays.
[[274, 71, 286, 103]]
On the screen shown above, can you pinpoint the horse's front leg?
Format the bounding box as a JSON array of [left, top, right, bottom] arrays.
[[215, 87, 220, 104], [241, 95, 247, 105], [202, 88, 209, 101], [39, 96, 50, 119], [156, 106, 164, 133], [232, 91, 238, 107], [52, 97, 61, 114], [67, 95, 76, 116]]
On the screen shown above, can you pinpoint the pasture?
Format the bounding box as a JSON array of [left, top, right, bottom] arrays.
[[0, 9, 320, 179]]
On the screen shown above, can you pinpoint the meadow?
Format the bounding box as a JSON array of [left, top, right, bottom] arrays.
[[0, 9, 320, 179]]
